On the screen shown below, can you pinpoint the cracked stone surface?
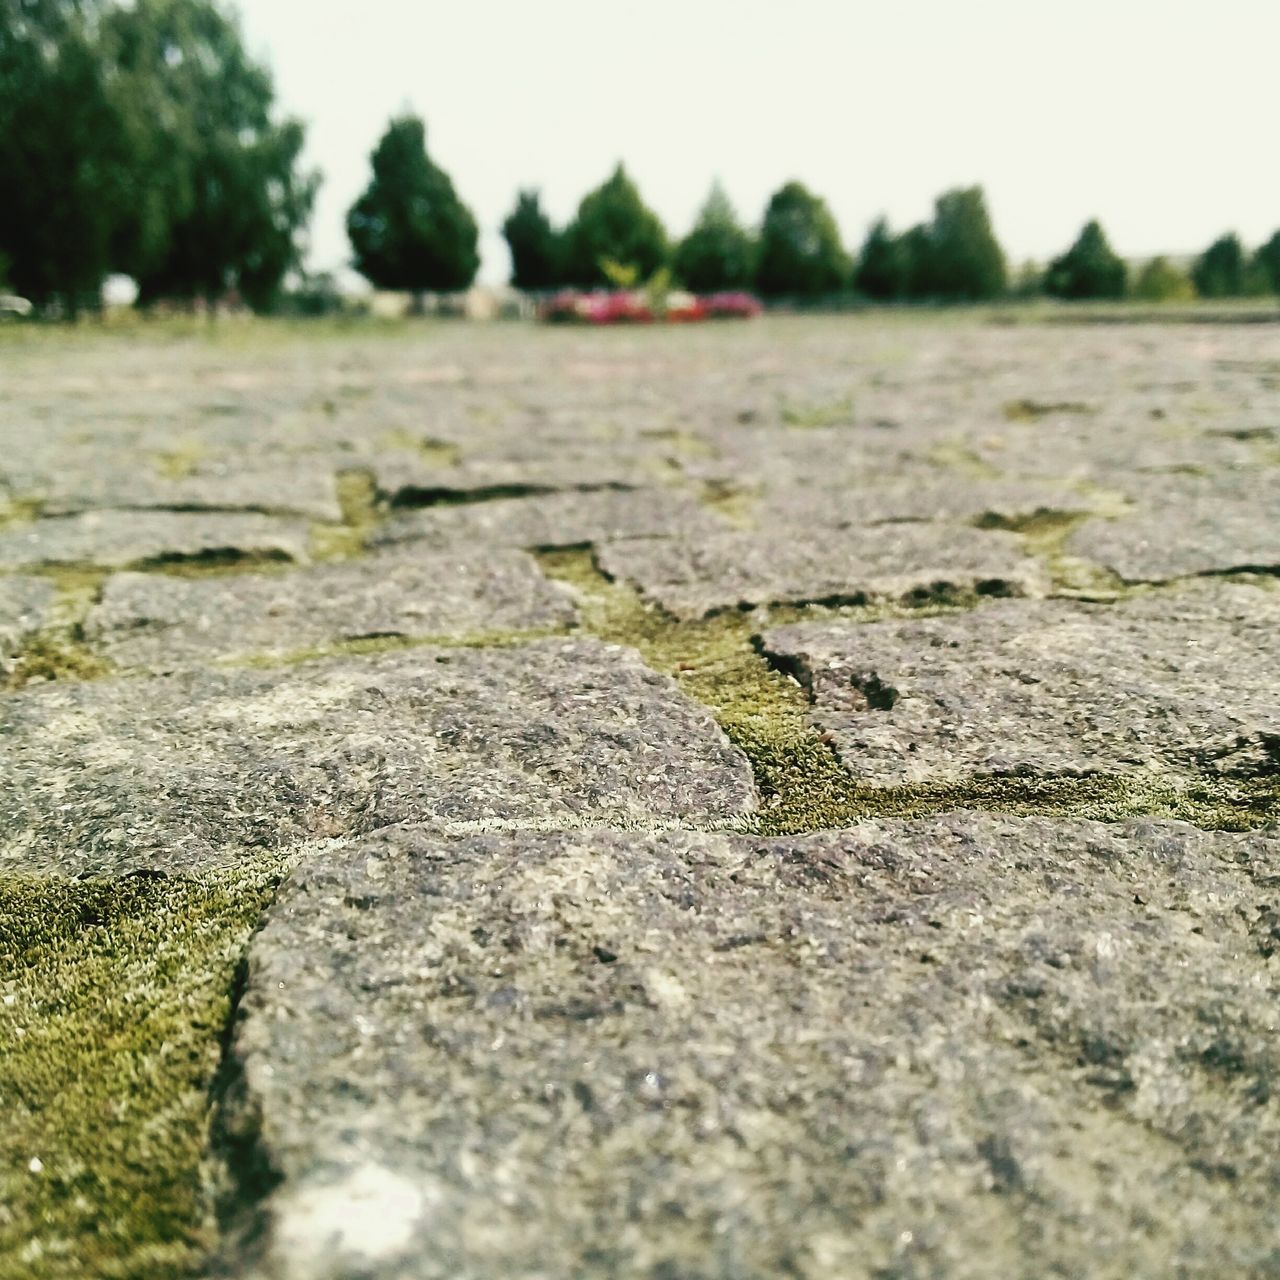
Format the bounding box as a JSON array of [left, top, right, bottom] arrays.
[[598, 524, 1047, 618], [762, 580, 1280, 786], [1066, 469, 1280, 580], [0, 574, 55, 663], [224, 816, 1280, 1280], [3, 318, 1280, 1279], [84, 547, 575, 670], [374, 486, 723, 552], [0, 509, 313, 569], [0, 638, 755, 875]]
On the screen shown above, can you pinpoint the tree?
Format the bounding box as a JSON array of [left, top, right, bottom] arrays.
[[1249, 231, 1280, 295], [921, 186, 1006, 300], [1044, 219, 1126, 299], [1132, 257, 1195, 302], [755, 181, 849, 298], [347, 115, 480, 299], [854, 218, 911, 300], [501, 190, 561, 291], [103, 0, 317, 310], [1192, 233, 1246, 298], [673, 182, 755, 293], [560, 164, 668, 287], [0, 0, 125, 312]]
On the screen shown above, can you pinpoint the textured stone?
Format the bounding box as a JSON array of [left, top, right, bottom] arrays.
[[84, 548, 574, 670], [0, 510, 312, 569], [222, 816, 1280, 1280], [761, 581, 1280, 786], [0, 575, 55, 662], [29, 462, 343, 522], [0, 639, 754, 875], [373, 487, 722, 552], [598, 524, 1047, 619], [1066, 471, 1280, 581], [757, 477, 1105, 529]]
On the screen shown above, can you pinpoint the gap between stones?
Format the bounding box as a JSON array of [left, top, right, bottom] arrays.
[[534, 546, 1280, 835]]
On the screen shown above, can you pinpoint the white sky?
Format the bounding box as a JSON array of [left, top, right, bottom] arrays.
[[235, 0, 1280, 284]]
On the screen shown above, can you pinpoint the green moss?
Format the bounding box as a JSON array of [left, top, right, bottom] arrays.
[[4, 569, 112, 692], [0, 858, 286, 1279], [924, 441, 1003, 477], [780, 394, 855, 429], [973, 508, 1135, 599], [1003, 398, 1095, 422], [0, 497, 42, 530], [309, 469, 382, 562], [537, 549, 1280, 836], [150, 441, 206, 480], [377, 429, 461, 469], [700, 480, 757, 528]]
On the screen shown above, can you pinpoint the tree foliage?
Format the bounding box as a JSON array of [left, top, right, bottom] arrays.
[[754, 181, 849, 297], [0, 0, 315, 313], [0, 0, 124, 311], [501, 189, 560, 291], [1253, 231, 1280, 295], [919, 186, 1006, 300], [347, 115, 479, 295], [673, 182, 755, 293], [1192, 233, 1246, 298], [1132, 257, 1195, 303], [853, 218, 911, 300], [561, 164, 668, 287], [1044, 219, 1127, 300]]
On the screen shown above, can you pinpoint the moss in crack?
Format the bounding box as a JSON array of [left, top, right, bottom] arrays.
[[0, 496, 43, 530], [700, 480, 757, 528], [309, 469, 382, 562], [972, 507, 1134, 599], [0, 857, 287, 1280], [4, 567, 112, 691], [780, 395, 855, 429], [377, 429, 461, 469], [537, 548, 1280, 835]]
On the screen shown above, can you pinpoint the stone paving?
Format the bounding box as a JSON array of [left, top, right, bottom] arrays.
[[2, 316, 1279, 1279]]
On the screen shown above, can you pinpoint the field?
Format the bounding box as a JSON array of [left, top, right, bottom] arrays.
[[2, 312, 1279, 1278]]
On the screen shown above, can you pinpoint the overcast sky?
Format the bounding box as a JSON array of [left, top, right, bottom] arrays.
[[235, 0, 1280, 284]]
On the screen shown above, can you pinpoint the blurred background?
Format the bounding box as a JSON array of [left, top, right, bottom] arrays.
[[3, 0, 1278, 317]]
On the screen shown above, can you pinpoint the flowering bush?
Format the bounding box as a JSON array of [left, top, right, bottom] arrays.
[[539, 288, 760, 324]]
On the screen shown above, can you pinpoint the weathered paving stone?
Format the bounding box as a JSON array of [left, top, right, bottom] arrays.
[[221, 816, 1280, 1280], [0, 639, 754, 875], [373, 487, 723, 552], [84, 547, 575, 670], [28, 461, 343, 522], [761, 580, 1280, 786], [757, 477, 1103, 529], [0, 510, 312, 569], [597, 524, 1047, 619], [1066, 471, 1280, 581], [0, 575, 55, 663]]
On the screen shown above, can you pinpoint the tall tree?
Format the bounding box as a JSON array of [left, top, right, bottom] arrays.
[[104, 0, 317, 310], [347, 114, 479, 300], [1192, 233, 1246, 298], [560, 164, 668, 287], [854, 217, 910, 300], [501, 190, 560, 291], [755, 181, 849, 298], [0, 0, 124, 312], [1250, 231, 1280, 295], [673, 182, 755, 293], [921, 186, 1007, 301], [1044, 219, 1127, 299]]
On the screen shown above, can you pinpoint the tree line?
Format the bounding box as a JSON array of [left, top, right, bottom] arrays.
[[3, 0, 1279, 314]]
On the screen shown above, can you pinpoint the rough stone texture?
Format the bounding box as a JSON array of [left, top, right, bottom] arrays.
[[0, 575, 55, 662], [0, 639, 754, 876], [84, 547, 575, 670], [598, 524, 1047, 619], [224, 817, 1280, 1280], [0, 510, 312, 569], [757, 476, 1109, 529], [762, 580, 1280, 786], [373, 487, 723, 552], [1066, 470, 1280, 581], [27, 461, 343, 522]]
